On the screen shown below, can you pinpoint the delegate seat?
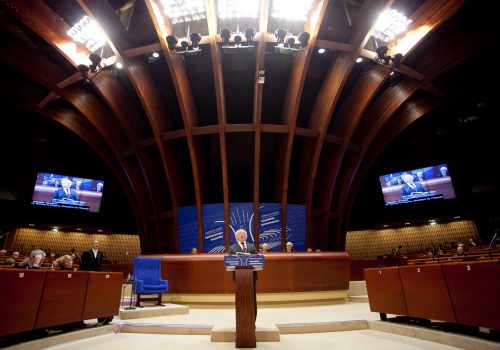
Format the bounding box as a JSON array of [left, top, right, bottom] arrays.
[[35, 271, 89, 328], [0, 269, 47, 337], [399, 265, 456, 322], [442, 260, 500, 330], [82, 272, 123, 320], [365, 267, 407, 317], [133, 257, 168, 306]]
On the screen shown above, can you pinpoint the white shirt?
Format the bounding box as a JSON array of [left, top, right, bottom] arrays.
[[92, 248, 98, 258], [239, 241, 247, 252]]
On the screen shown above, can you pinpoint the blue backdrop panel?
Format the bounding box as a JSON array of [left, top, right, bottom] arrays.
[[178, 203, 306, 253], [259, 203, 282, 252], [229, 203, 255, 245], [202, 203, 225, 253], [178, 205, 198, 253], [286, 204, 306, 252]]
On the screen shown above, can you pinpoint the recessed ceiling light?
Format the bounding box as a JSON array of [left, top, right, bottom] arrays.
[[356, 57, 363, 63], [317, 48, 326, 54], [28, 223, 35, 227], [115, 62, 123, 69], [52, 227, 59, 232], [429, 221, 437, 226], [76, 227, 82, 231], [453, 216, 461, 219], [97, 229, 104, 233], [405, 222, 411, 225], [152, 52, 160, 58], [383, 224, 389, 228]]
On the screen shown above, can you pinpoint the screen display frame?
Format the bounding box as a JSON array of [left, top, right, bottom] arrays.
[[31, 172, 105, 213], [379, 164, 456, 207]]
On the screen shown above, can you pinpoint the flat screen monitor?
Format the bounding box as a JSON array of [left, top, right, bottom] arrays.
[[379, 164, 456, 206], [31, 172, 104, 213]]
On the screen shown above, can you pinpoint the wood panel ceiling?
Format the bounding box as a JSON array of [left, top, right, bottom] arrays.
[[0, 0, 491, 252]]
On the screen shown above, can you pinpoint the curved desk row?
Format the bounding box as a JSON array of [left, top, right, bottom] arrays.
[[143, 252, 351, 304], [0, 269, 123, 337]]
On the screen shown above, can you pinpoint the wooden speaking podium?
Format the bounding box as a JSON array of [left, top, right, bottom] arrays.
[[224, 254, 264, 348]]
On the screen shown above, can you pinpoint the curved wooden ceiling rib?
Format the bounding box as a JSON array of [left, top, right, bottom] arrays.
[[340, 96, 436, 238], [43, 106, 143, 233], [5, 0, 158, 250], [145, 0, 204, 249], [252, 0, 271, 248], [302, 0, 390, 248], [332, 22, 485, 249], [279, 0, 331, 248], [205, 0, 230, 249], [77, 0, 181, 252], [307, 0, 465, 248]]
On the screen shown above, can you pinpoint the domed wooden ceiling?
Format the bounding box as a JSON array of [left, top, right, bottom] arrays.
[[0, 0, 490, 253]]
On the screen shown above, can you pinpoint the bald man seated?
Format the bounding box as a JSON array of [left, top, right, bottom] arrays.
[[227, 229, 257, 255]]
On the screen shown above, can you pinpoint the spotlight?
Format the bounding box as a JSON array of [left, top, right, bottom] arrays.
[[166, 35, 178, 50], [220, 28, 231, 43], [275, 28, 287, 44], [115, 62, 123, 69], [190, 32, 202, 48], [152, 52, 160, 58], [356, 57, 363, 63], [245, 28, 255, 43], [317, 48, 326, 54], [180, 40, 189, 51], [391, 53, 403, 66], [89, 53, 102, 72], [77, 64, 90, 73], [297, 31, 310, 47], [286, 37, 295, 48], [234, 35, 242, 46]]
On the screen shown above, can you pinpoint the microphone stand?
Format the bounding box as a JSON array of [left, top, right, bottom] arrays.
[[488, 231, 498, 259], [124, 275, 136, 310]]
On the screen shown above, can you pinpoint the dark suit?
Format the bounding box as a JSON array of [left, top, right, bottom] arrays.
[[80, 250, 104, 271], [227, 241, 257, 255], [52, 188, 79, 201], [401, 182, 427, 197]]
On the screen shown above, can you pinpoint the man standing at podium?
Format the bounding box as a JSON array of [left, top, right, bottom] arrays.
[[227, 229, 257, 255]]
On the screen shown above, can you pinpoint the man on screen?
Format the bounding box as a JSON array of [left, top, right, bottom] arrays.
[[227, 229, 257, 255], [52, 177, 79, 201], [400, 173, 428, 197]]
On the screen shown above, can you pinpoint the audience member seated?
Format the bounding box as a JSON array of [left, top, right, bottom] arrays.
[[306, 248, 313, 253], [455, 242, 465, 256], [53, 255, 75, 270], [285, 241, 293, 253], [70, 248, 80, 262], [18, 249, 46, 269], [190, 247, 198, 254], [260, 243, 270, 253], [468, 237, 477, 248], [0, 249, 6, 257], [5, 251, 20, 267]]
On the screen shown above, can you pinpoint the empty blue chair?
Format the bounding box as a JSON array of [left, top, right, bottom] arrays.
[[133, 257, 168, 307]]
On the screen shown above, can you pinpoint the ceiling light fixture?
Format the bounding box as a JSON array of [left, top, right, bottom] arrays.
[[159, 0, 206, 24], [115, 62, 123, 69], [317, 48, 326, 54], [217, 0, 259, 19], [152, 52, 160, 58], [372, 9, 412, 43], [272, 0, 314, 21], [356, 57, 363, 63], [67, 15, 108, 52]]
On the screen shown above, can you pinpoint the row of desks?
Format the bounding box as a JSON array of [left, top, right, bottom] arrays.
[[0, 269, 123, 337], [365, 260, 500, 330]]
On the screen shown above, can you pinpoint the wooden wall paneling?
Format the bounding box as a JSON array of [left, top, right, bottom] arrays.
[[145, 0, 204, 250], [205, 0, 230, 251], [279, 0, 331, 250]]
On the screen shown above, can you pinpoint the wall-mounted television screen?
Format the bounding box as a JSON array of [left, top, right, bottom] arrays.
[[379, 164, 456, 206], [31, 173, 104, 213]]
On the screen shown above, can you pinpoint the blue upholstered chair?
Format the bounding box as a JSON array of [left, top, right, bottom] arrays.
[[133, 257, 168, 307]]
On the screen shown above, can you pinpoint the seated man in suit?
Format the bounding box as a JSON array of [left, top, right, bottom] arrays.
[[80, 240, 105, 271], [52, 177, 79, 201], [227, 229, 257, 255]]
